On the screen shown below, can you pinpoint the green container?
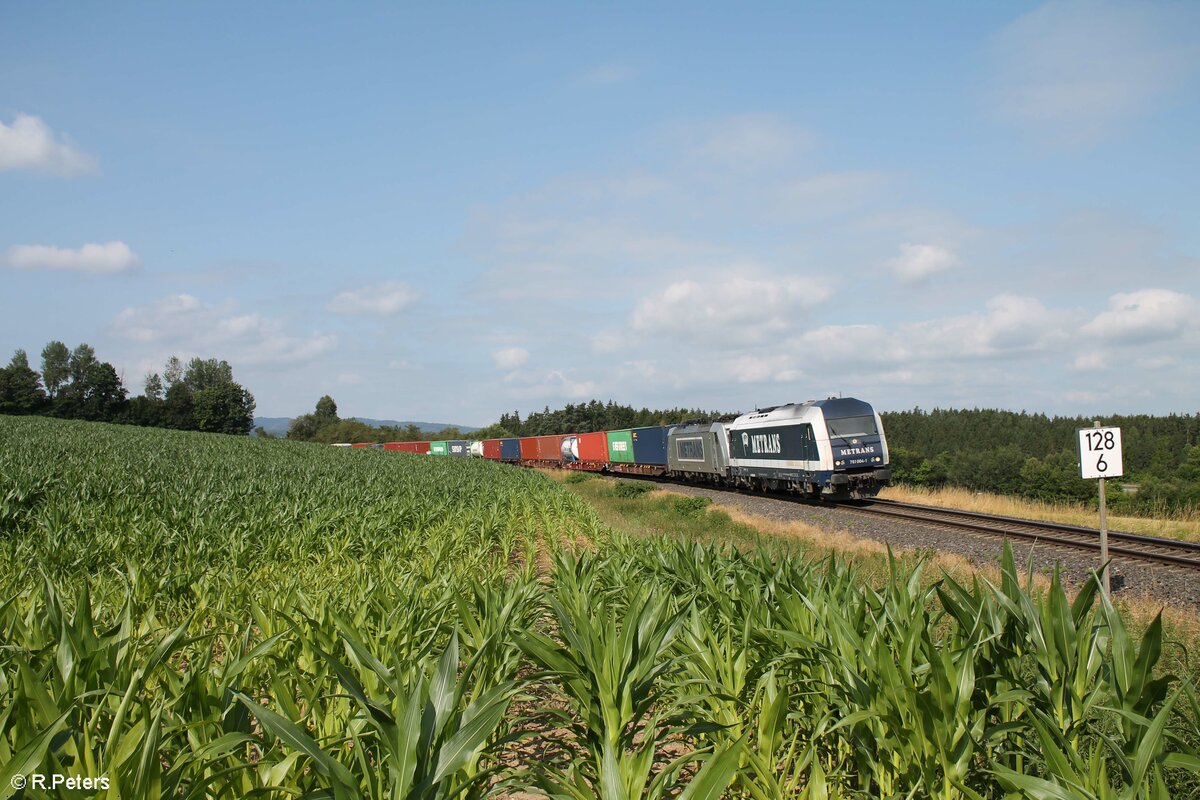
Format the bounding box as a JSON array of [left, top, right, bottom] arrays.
[[430, 441, 448, 456], [607, 430, 634, 463]]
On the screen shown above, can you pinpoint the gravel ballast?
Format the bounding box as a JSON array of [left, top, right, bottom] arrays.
[[633, 480, 1200, 610]]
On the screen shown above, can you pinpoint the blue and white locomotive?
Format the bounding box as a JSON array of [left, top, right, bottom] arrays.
[[667, 397, 890, 499]]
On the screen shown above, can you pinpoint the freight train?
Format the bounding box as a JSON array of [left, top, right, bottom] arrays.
[[345, 396, 891, 500]]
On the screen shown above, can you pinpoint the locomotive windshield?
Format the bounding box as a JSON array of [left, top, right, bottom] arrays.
[[826, 415, 878, 438]]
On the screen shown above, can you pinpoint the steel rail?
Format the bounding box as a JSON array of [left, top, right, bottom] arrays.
[[843, 499, 1200, 571]]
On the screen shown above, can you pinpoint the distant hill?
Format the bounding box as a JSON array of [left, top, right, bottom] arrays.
[[254, 417, 480, 438]]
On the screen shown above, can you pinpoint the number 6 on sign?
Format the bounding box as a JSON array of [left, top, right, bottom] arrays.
[[1077, 426, 1123, 479]]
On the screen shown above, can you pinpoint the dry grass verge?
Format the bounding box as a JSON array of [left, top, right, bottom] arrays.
[[881, 485, 1200, 542]]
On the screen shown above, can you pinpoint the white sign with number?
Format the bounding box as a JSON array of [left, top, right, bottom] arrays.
[[1078, 427, 1123, 479]]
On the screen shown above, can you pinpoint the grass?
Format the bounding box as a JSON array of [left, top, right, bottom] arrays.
[[882, 484, 1200, 542]]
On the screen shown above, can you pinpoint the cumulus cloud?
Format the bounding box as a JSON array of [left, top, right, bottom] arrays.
[[0, 114, 96, 175], [492, 347, 530, 370], [1081, 288, 1197, 343], [991, 0, 1200, 143], [327, 281, 419, 315], [905, 294, 1070, 359], [5, 241, 139, 273], [887, 243, 959, 283], [629, 269, 831, 346], [112, 293, 336, 364]]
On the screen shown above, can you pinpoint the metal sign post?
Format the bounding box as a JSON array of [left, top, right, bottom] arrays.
[[1077, 422, 1124, 594]]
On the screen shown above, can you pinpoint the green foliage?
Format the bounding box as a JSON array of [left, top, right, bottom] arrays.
[[0, 350, 46, 414], [495, 400, 736, 437], [883, 407, 1200, 513], [613, 480, 655, 498], [3, 416, 1199, 797]]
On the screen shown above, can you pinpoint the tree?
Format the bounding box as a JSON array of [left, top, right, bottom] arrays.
[[80, 362, 127, 421], [194, 382, 256, 435], [144, 373, 164, 401], [40, 341, 69, 399], [68, 343, 98, 389], [287, 413, 321, 440], [315, 395, 338, 424], [173, 357, 256, 435], [163, 382, 195, 429], [182, 357, 234, 392], [163, 356, 183, 388], [0, 350, 46, 414]]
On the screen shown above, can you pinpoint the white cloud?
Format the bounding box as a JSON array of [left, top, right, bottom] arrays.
[[686, 114, 811, 168], [336, 373, 363, 385], [112, 293, 336, 365], [1081, 288, 1197, 344], [1072, 352, 1108, 371], [776, 171, 889, 217], [0, 113, 96, 175], [707, 354, 803, 384], [502, 368, 597, 400], [904, 294, 1070, 359], [327, 281, 419, 315], [5, 241, 139, 273], [887, 243, 959, 283], [991, 0, 1200, 143], [629, 269, 831, 346], [492, 347, 530, 370]]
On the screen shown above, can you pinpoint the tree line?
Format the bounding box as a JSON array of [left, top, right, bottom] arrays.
[[881, 407, 1200, 515], [0, 342, 256, 435], [283, 396, 474, 443]]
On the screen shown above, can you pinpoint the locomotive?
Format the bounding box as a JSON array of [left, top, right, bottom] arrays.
[[361, 396, 891, 500]]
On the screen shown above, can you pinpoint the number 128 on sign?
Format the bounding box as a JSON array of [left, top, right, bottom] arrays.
[[1078, 427, 1123, 479]]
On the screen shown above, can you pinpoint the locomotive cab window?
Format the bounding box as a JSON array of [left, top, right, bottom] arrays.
[[826, 416, 878, 438], [677, 438, 705, 461]]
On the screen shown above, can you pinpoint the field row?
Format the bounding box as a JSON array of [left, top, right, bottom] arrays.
[[2, 416, 1199, 798]]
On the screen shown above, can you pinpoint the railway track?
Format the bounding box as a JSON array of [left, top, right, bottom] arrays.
[[843, 498, 1200, 572]]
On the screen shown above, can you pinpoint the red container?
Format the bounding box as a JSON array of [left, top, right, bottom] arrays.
[[381, 441, 429, 453], [534, 435, 563, 462], [519, 437, 539, 461], [576, 431, 608, 463], [483, 439, 502, 459]]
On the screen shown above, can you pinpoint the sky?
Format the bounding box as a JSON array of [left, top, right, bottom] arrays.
[[2, 1, 1198, 425]]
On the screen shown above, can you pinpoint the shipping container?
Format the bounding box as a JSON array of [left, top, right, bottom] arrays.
[[469, 441, 485, 457], [630, 426, 670, 465], [607, 430, 635, 463], [382, 441, 429, 453], [519, 437, 538, 461], [564, 431, 608, 469], [482, 439, 502, 459], [430, 441, 448, 456], [499, 438, 521, 461], [534, 435, 563, 462], [576, 431, 609, 462], [447, 440, 471, 457]]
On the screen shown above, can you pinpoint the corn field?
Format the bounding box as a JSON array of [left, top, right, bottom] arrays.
[[2, 415, 1199, 799]]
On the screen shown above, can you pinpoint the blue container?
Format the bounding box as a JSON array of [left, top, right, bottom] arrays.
[[630, 426, 669, 465], [499, 438, 521, 460], [447, 440, 471, 457]]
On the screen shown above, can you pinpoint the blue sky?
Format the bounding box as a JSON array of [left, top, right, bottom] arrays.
[[3, 1, 1198, 424]]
